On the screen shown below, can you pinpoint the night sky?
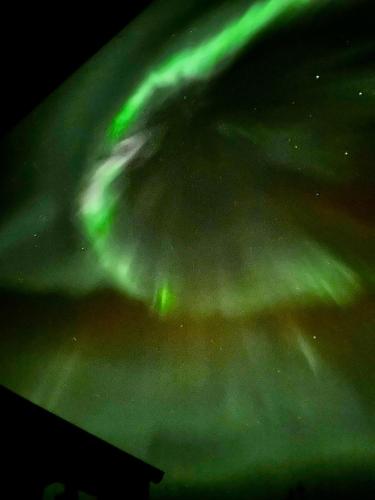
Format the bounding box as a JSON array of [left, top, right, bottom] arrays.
[[0, 0, 374, 498]]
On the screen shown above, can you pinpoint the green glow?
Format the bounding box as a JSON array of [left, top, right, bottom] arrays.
[[81, 0, 324, 314], [80, 159, 124, 242], [153, 283, 176, 315], [79, 0, 362, 317], [1, 2, 374, 497], [108, 0, 316, 141]]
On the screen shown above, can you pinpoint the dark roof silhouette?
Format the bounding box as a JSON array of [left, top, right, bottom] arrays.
[[2, 384, 164, 499]]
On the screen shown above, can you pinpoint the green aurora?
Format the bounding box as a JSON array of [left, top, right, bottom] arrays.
[[79, 0, 371, 317], [0, 1, 374, 498]]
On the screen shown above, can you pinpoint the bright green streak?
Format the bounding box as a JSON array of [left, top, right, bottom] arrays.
[[80, 159, 124, 243], [153, 283, 176, 315], [108, 0, 314, 141]]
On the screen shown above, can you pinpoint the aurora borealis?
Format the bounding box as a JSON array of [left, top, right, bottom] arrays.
[[0, 0, 374, 498], [78, 0, 373, 318], [107, 0, 327, 141]]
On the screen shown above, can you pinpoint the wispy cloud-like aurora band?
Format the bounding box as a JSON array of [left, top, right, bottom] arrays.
[[79, 0, 360, 316]]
